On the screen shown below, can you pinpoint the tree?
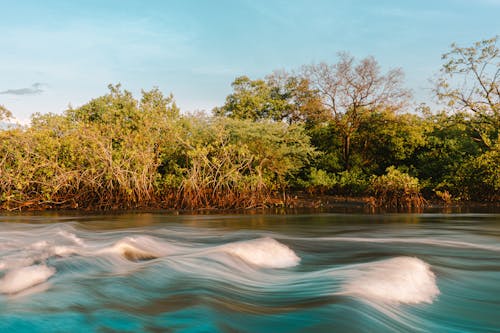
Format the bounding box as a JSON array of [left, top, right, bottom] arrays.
[[66, 83, 139, 128], [0, 105, 12, 121], [265, 70, 327, 125], [213, 76, 274, 121], [356, 110, 426, 175], [436, 36, 499, 148], [413, 109, 481, 197], [177, 117, 317, 208], [61, 84, 181, 208], [214, 72, 325, 125], [302, 53, 411, 170]]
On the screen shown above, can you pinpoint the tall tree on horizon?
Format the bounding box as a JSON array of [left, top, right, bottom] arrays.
[[213, 72, 326, 125], [302, 53, 411, 171], [435, 36, 499, 149]]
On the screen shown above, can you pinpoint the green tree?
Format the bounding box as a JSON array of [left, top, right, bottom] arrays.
[[265, 70, 327, 125], [456, 142, 500, 201], [177, 117, 316, 208], [414, 109, 480, 197], [436, 36, 499, 148], [432, 37, 499, 201], [356, 110, 426, 175], [0, 105, 12, 121], [213, 76, 273, 120], [302, 53, 411, 171], [214, 72, 325, 124]]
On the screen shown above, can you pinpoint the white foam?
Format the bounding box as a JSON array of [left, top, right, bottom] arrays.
[[99, 236, 168, 261], [342, 257, 439, 304], [30, 240, 50, 250], [58, 230, 85, 246], [0, 257, 36, 271], [51, 246, 78, 257], [0, 265, 55, 294], [223, 237, 300, 268]]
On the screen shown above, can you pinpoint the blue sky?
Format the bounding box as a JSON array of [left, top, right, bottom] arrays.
[[1, 0, 499, 123]]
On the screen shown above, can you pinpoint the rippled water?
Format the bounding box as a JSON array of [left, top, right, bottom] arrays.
[[1, 212, 499, 332]]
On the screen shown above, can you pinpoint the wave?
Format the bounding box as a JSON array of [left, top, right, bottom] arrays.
[[0, 265, 55, 295], [309, 237, 500, 252], [57, 230, 85, 246], [1, 216, 498, 332], [97, 236, 168, 261], [220, 237, 300, 268], [341, 256, 440, 305], [0, 257, 35, 271]]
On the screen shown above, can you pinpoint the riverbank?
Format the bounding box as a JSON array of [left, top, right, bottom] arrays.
[[1, 192, 498, 214]]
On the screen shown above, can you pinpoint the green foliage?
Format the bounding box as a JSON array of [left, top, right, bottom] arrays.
[[436, 36, 499, 148], [356, 110, 426, 175], [0, 84, 318, 210], [0, 85, 182, 210], [1, 37, 500, 210], [0, 105, 12, 121], [369, 166, 425, 208], [213, 73, 325, 124], [298, 168, 337, 194], [177, 117, 316, 208], [453, 143, 500, 201], [307, 123, 343, 172], [213, 76, 271, 120], [414, 110, 481, 197], [336, 168, 369, 196], [303, 53, 411, 171]]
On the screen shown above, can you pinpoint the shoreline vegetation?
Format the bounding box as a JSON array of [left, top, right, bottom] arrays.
[[1, 37, 499, 212]]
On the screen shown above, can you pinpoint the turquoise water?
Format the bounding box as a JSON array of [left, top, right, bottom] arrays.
[[0, 212, 499, 332]]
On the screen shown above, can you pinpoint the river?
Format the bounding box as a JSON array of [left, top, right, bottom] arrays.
[[1, 211, 499, 332]]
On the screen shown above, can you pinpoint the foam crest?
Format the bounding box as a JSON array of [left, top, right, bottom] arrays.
[[30, 240, 50, 250], [222, 237, 300, 268], [0, 257, 35, 271], [51, 246, 78, 257], [342, 257, 439, 305], [99, 236, 169, 261], [0, 265, 55, 294], [58, 230, 85, 246]]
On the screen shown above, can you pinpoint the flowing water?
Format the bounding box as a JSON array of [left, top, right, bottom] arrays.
[[0, 211, 499, 332]]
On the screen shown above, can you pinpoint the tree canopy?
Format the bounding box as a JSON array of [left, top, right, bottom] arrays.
[[1, 37, 499, 210], [436, 36, 499, 148], [302, 53, 412, 170]]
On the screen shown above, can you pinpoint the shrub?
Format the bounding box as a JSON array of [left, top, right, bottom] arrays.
[[369, 166, 425, 208], [300, 168, 336, 194], [177, 117, 317, 209], [336, 168, 369, 196], [453, 144, 500, 201], [434, 190, 453, 204]]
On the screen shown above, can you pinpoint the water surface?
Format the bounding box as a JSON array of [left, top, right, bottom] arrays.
[[1, 212, 499, 332]]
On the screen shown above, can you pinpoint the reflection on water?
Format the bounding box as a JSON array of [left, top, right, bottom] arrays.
[[0, 211, 499, 332]]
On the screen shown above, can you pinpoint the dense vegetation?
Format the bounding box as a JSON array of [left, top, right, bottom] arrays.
[[1, 37, 498, 210]]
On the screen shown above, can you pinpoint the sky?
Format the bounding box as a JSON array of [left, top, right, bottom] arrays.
[[1, 0, 499, 123]]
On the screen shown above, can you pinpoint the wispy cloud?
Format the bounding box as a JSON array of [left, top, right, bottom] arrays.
[[0, 83, 46, 95]]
